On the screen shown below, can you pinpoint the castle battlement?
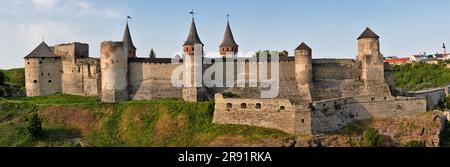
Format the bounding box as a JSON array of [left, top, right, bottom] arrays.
[[23, 18, 427, 134]]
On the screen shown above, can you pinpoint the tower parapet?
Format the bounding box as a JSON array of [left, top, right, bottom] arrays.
[[100, 41, 129, 102]]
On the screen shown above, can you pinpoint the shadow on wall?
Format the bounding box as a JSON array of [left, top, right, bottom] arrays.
[[311, 97, 372, 134]]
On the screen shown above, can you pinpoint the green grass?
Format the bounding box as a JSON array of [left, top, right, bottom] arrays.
[[0, 94, 289, 147], [392, 62, 450, 91], [0, 68, 25, 88]]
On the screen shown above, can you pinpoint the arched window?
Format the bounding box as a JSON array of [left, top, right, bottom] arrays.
[[256, 103, 262, 109], [226, 103, 232, 110]]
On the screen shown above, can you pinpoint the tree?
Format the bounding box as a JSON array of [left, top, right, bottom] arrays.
[[26, 113, 43, 141], [363, 128, 383, 147]]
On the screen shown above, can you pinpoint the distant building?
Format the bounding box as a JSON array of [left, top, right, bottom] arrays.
[[385, 57, 410, 65], [410, 53, 430, 62]]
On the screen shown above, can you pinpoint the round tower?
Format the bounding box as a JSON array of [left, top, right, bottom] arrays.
[[182, 16, 206, 102], [100, 41, 129, 102], [357, 27, 380, 62], [295, 42, 313, 85], [24, 41, 61, 97]]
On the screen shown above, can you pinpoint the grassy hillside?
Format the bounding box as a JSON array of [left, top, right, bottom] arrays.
[[392, 62, 450, 91], [0, 68, 25, 88], [0, 94, 291, 147]]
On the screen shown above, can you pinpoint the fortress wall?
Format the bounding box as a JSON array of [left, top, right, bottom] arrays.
[[53, 43, 88, 96], [312, 59, 356, 80], [213, 93, 311, 134], [411, 88, 446, 110], [77, 60, 101, 96], [311, 96, 426, 134], [128, 62, 183, 100], [25, 58, 62, 96]]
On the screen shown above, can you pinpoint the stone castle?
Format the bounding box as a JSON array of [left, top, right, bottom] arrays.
[[24, 17, 428, 135]]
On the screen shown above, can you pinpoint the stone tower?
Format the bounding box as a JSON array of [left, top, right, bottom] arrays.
[[294, 42, 313, 102], [219, 18, 238, 57], [100, 41, 129, 102], [182, 17, 207, 102], [24, 41, 62, 97], [123, 22, 137, 58], [357, 27, 390, 96]]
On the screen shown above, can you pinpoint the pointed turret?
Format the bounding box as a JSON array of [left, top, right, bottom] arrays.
[[184, 18, 203, 46], [357, 27, 380, 40], [25, 41, 58, 58], [295, 42, 311, 51], [123, 22, 137, 57], [219, 18, 238, 56]]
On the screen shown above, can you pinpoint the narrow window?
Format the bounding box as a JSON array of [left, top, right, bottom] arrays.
[[241, 103, 247, 109], [39, 61, 42, 64], [301, 119, 305, 123], [226, 103, 232, 110], [384, 97, 388, 100], [280, 106, 286, 111], [48, 80, 52, 83], [33, 80, 37, 83], [256, 103, 262, 109], [371, 97, 375, 101]]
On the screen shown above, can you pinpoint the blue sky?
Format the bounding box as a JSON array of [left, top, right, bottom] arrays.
[[1, 0, 450, 69]]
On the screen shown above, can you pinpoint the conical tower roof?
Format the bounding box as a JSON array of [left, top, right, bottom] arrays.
[[25, 41, 58, 58], [357, 27, 380, 40], [295, 42, 311, 51], [184, 18, 203, 46], [123, 22, 137, 50], [219, 20, 238, 48]]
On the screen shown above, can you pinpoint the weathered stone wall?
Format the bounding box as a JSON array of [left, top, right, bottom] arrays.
[[24, 57, 62, 96], [100, 41, 128, 102], [128, 62, 183, 100], [213, 93, 312, 134], [76, 58, 101, 96], [311, 96, 426, 134], [312, 59, 357, 80], [411, 88, 446, 110], [53, 43, 89, 96]]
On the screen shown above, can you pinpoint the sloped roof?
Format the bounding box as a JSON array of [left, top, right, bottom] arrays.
[[295, 42, 311, 51], [219, 20, 238, 48], [25, 42, 58, 58], [183, 18, 203, 46], [123, 22, 137, 50], [357, 27, 380, 40]]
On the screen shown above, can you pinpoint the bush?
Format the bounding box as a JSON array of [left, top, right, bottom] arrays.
[[26, 113, 43, 141], [363, 128, 383, 147], [403, 140, 425, 147], [392, 63, 450, 91]]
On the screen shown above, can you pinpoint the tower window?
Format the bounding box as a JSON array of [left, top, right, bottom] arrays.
[[241, 103, 247, 109], [280, 106, 286, 111], [301, 119, 305, 123], [226, 103, 232, 110], [33, 80, 37, 83], [48, 80, 52, 83], [256, 103, 262, 109], [39, 61, 42, 64]]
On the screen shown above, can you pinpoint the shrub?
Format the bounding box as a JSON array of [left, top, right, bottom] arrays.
[[363, 128, 383, 147], [26, 113, 43, 141], [403, 140, 425, 147]]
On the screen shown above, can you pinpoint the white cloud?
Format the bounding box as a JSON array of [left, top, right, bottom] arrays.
[[30, 0, 60, 10], [74, 1, 122, 18], [16, 21, 76, 43]]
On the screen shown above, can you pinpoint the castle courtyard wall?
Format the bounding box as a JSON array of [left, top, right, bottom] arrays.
[[411, 88, 446, 110], [311, 96, 426, 134], [213, 93, 312, 134], [128, 62, 183, 100]]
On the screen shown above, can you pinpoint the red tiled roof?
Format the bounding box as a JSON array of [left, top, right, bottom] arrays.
[[385, 58, 410, 63]]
